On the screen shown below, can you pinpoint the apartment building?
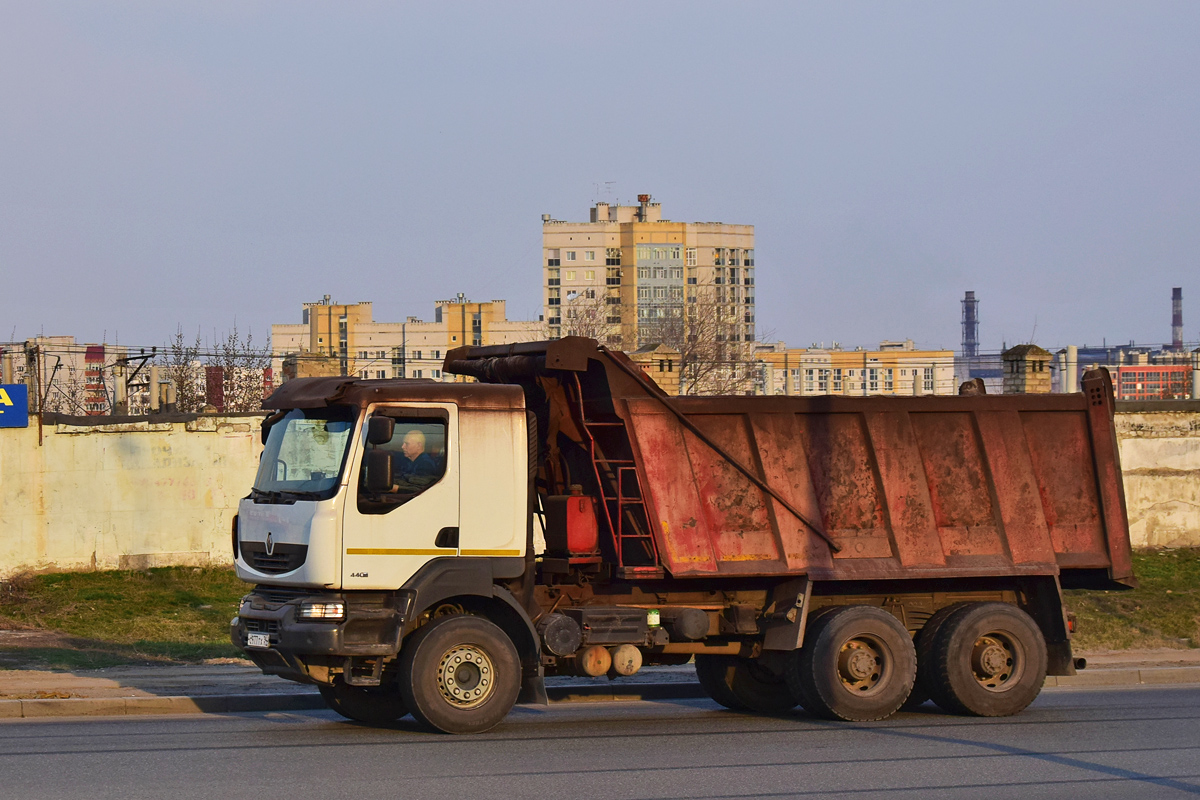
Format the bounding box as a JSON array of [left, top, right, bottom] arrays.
[[271, 295, 543, 382], [541, 197, 756, 349], [0, 337, 140, 414], [755, 340, 957, 396]]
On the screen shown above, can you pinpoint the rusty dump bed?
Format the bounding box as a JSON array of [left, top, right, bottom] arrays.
[[446, 338, 1134, 588]]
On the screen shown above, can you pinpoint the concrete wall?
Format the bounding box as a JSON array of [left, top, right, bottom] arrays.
[[1, 404, 1198, 578], [1, 413, 265, 577], [1116, 403, 1200, 548]]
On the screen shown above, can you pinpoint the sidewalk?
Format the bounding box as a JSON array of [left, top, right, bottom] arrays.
[[1, 650, 1198, 720]]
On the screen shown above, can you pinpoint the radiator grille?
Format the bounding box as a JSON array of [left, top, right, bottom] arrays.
[[240, 541, 308, 574], [243, 618, 280, 634]]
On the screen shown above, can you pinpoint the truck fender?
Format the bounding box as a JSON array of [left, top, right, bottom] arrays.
[[399, 557, 547, 704]]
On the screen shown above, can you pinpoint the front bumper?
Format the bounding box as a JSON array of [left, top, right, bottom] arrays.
[[231, 587, 414, 683]]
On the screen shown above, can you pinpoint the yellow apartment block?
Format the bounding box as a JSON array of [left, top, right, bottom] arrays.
[[755, 340, 957, 396], [271, 295, 543, 383]]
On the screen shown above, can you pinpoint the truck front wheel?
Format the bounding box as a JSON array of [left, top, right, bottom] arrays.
[[786, 605, 917, 722], [398, 615, 521, 734]]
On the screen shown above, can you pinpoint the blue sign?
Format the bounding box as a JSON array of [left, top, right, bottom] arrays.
[[0, 384, 29, 428]]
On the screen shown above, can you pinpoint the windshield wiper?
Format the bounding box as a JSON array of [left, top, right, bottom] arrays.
[[250, 488, 302, 504]]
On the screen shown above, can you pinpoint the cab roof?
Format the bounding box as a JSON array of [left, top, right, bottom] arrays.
[[264, 377, 525, 411]]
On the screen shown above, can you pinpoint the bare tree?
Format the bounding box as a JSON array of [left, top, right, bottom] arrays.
[[216, 324, 271, 412], [161, 327, 205, 413], [559, 287, 619, 342], [639, 284, 758, 395]]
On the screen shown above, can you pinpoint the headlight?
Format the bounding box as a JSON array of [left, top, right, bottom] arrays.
[[298, 602, 345, 620]]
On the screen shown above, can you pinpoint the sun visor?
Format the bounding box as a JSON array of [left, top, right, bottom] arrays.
[[263, 376, 354, 409]]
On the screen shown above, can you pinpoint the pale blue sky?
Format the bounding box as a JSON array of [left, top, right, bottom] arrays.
[[2, 2, 1198, 353]]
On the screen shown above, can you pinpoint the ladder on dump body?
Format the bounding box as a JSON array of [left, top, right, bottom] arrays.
[[571, 374, 663, 577]]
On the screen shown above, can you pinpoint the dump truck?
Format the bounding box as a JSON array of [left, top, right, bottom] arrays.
[[231, 337, 1134, 733]]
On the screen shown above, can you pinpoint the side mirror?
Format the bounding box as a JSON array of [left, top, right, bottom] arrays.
[[365, 450, 393, 493], [367, 416, 395, 445]]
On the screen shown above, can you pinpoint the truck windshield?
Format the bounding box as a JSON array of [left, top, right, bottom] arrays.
[[252, 407, 357, 500]]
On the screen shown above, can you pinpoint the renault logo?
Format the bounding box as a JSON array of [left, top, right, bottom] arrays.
[[266, 532, 275, 557]]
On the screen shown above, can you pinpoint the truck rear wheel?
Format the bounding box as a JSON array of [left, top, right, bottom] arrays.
[[786, 605, 917, 722], [927, 602, 1047, 717], [694, 654, 798, 713], [319, 678, 408, 725], [398, 615, 521, 734], [901, 603, 968, 711]]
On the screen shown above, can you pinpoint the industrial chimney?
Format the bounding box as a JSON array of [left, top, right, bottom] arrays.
[[1172, 287, 1183, 351], [961, 291, 980, 358]]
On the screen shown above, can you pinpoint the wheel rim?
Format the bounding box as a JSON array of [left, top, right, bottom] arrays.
[[437, 644, 495, 709], [970, 632, 1021, 692], [836, 636, 888, 694]]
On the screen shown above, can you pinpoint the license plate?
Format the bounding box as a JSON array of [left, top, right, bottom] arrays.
[[246, 632, 271, 649]]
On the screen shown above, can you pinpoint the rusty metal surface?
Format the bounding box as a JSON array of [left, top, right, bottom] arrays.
[[623, 387, 1131, 582], [444, 337, 1134, 586], [265, 376, 525, 411]]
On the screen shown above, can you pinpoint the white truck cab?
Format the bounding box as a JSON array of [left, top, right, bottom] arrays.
[[231, 377, 539, 733]]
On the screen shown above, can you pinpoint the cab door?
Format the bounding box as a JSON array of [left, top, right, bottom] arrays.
[[341, 403, 459, 590]]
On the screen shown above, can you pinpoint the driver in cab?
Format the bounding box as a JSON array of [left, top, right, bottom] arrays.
[[397, 429, 437, 479]]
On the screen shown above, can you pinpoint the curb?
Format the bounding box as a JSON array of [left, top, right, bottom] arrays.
[[1045, 665, 1200, 688], [3, 667, 1199, 720]]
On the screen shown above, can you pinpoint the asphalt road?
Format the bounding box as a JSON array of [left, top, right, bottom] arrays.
[[2, 685, 1200, 800]]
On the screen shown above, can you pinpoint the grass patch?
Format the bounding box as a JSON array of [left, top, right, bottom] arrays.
[[1066, 548, 1200, 651], [0, 567, 249, 669]]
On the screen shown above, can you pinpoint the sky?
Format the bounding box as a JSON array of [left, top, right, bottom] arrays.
[[2, 1, 1198, 354]]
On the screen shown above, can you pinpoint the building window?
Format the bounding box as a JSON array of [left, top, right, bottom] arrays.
[[585, 250, 595, 261], [729, 250, 740, 267], [566, 251, 577, 261], [547, 249, 560, 267], [685, 248, 697, 266], [606, 247, 621, 266], [746, 249, 755, 266], [376, 370, 386, 379], [832, 368, 843, 392], [432, 370, 441, 378], [884, 369, 893, 391], [868, 368, 879, 392], [606, 267, 621, 285], [412, 351, 422, 360], [565, 270, 575, 280], [432, 350, 440, 359], [585, 269, 595, 280], [923, 367, 935, 393], [413, 370, 422, 378], [713, 248, 725, 266]]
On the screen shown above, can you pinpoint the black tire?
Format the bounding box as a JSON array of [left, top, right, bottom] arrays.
[[398, 615, 522, 734], [902, 603, 969, 711], [319, 678, 408, 725], [786, 605, 917, 722], [694, 654, 797, 713], [926, 602, 1047, 717], [695, 654, 747, 711]]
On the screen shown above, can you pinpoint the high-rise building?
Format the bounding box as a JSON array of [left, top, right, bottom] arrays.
[[541, 196, 756, 350]]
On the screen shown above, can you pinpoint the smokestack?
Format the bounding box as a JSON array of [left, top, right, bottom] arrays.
[[961, 291, 979, 358], [1173, 287, 1183, 350]]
